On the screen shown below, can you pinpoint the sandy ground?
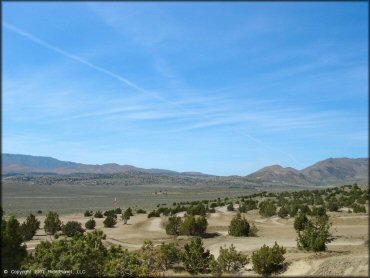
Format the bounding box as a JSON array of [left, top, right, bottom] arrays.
[[20, 207, 368, 276]]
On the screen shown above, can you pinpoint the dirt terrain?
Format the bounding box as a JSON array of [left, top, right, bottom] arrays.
[[18, 206, 368, 276]]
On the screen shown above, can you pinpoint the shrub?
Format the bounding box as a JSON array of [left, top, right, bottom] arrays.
[[157, 242, 181, 271], [180, 215, 208, 236], [1, 215, 27, 270], [20, 214, 40, 241], [122, 209, 131, 224], [140, 240, 160, 275], [312, 206, 326, 217], [126, 207, 134, 216], [104, 245, 144, 277], [85, 218, 96, 230], [210, 244, 249, 275], [238, 204, 248, 213], [228, 212, 250, 237], [103, 215, 117, 228], [148, 210, 160, 218], [227, 203, 234, 211], [44, 211, 62, 235], [353, 204, 366, 213], [187, 203, 207, 216], [104, 210, 117, 218], [62, 221, 85, 237], [259, 201, 277, 217], [297, 216, 332, 252], [327, 201, 339, 212], [278, 206, 289, 218], [288, 204, 299, 217], [252, 242, 286, 275], [37, 210, 42, 214], [114, 208, 122, 214], [94, 210, 104, 218], [84, 210, 93, 217], [24, 230, 107, 276], [181, 237, 212, 274], [136, 209, 147, 214], [165, 216, 183, 236], [249, 223, 258, 237], [294, 213, 309, 231]]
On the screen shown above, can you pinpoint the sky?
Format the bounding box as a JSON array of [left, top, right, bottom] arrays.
[[2, 2, 368, 175]]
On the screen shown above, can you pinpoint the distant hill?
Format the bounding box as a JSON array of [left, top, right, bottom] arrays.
[[246, 158, 368, 186], [2, 153, 368, 186], [1, 153, 210, 177], [246, 165, 312, 186], [302, 158, 368, 185]]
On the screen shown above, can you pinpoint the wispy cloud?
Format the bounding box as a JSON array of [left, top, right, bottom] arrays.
[[4, 21, 304, 164]]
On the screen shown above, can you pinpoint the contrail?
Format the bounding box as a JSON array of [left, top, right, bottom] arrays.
[[4, 21, 299, 165], [3, 22, 180, 108]]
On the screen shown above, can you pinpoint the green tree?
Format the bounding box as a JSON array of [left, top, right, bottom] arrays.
[[140, 240, 160, 275], [294, 213, 309, 231], [24, 230, 107, 276], [277, 206, 289, 218], [297, 216, 332, 252], [1, 215, 27, 271], [136, 208, 146, 214], [227, 203, 234, 211], [44, 211, 62, 235], [181, 237, 212, 274], [252, 242, 286, 275], [228, 212, 250, 237], [126, 207, 134, 216], [84, 210, 93, 217], [103, 215, 117, 228], [20, 213, 40, 241], [165, 216, 183, 236], [104, 245, 144, 277], [327, 201, 339, 212], [180, 215, 208, 236], [210, 244, 249, 275], [94, 210, 104, 218], [157, 242, 180, 271], [353, 204, 366, 213], [259, 201, 277, 217], [62, 221, 84, 237], [85, 218, 96, 230], [122, 209, 131, 224]]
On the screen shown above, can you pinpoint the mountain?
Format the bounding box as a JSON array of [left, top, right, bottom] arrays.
[[246, 158, 368, 186], [246, 165, 312, 186], [2, 154, 368, 186], [1, 153, 210, 177], [302, 158, 368, 185]]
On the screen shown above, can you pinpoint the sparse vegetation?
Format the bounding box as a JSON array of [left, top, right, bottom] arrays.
[[62, 221, 85, 237], [228, 212, 250, 237], [252, 242, 286, 275], [165, 216, 182, 236], [103, 215, 117, 228], [259, 200, 277, 217], [20, 214, 40, 241], [94, 210, 104, 218], [210, 244, 249, 275], [84, 210, 93, 217], [85, 218, 96, 230], [181, 237, 212, 274], [44, 211, 62, 235], [297, 215, 332, 252]]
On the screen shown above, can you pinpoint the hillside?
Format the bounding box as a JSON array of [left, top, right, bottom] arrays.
[[302, 158, 368, 185], [2, 153, 368, 186]]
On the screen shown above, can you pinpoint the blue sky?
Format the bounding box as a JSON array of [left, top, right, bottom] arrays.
[[3, 2, 368, 175]]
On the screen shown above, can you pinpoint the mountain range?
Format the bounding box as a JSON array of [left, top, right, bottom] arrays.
[[2, 153, 368, 186]]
